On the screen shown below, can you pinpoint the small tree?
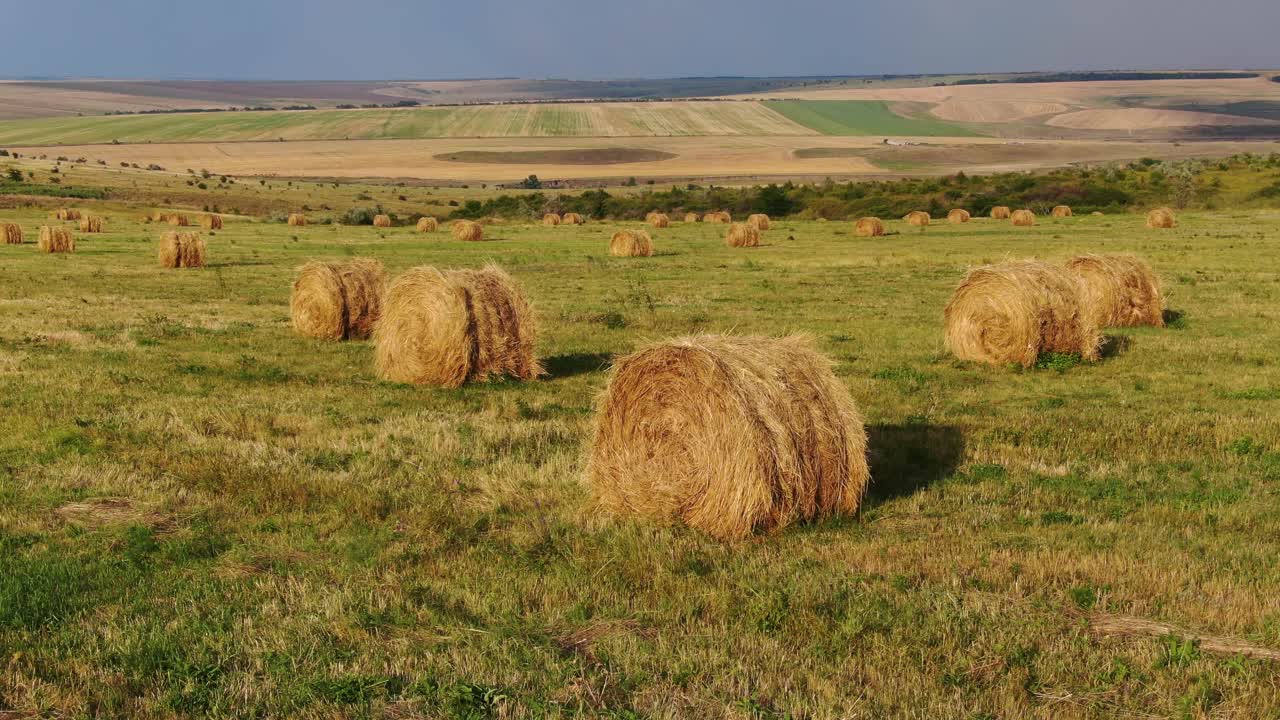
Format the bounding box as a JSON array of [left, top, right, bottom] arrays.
[[521, 174, 542, 189], [5, 167, 22, 182]]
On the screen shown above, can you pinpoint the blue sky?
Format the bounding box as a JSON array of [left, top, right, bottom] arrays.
[[2, 0, 1276, 80]]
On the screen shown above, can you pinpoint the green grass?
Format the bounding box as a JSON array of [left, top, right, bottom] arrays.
[[2, 209, 1280, 717], [766, 100, 979, 137]]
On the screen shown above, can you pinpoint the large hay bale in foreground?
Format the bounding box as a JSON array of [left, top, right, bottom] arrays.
[[610, 229, 653, 257], [853, 217, 885, 237], [725, 223, 760, 248], [904, 211, 930, 227], [287, 213, 308, 227], [747, 213, 771, 230], [703, 211, 731, 224], [2, 222, 24, 244], [1010, 209, 1036, 227], [1064, 254, 1164, 328], [944, 260, 1100, 367], [542, 213, 561, 226], [647, 212, 670, 229], [54, 208, 82, 221], [1051, 205, 1073, 218], [79, 216, 104, 233], [991, 206, 1012, 220], [290, 259, 386, 340], [561, 212, 585, 225], [416, 216, 439, 233], [373, 265, 541, 387], [373, 214, 392, 228], [586, 334, 870, 541], [202, 215, 224, 230], [38, 226, 75, 253], [158, 231, 207, 268], [683, 212, 700, 223], [451, 220, 484, 241], [1146, 207, 1177, 229], [947, 209, 971, 224], [166, 214, 190, 227]]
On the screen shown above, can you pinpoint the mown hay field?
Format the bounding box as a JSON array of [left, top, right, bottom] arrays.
[[3, 210, 1280, 717]]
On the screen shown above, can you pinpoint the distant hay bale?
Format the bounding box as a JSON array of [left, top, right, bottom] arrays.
[[647, 212, 670, 228], [1146, 207, 1177, 229], [37, 226, 75, 253], [54, 208, 82, 221], [451, 220, 484, 241], [703, 211, 731, 223], [79, 216, 104, 233], [991, 206, 1012, 220], [373, 264, 541, 388], [373, 214, 392, 228], [416, 216, 439, 232], [148, 211, 165, 222], [1011, 209, 1036, 227], [853, 217, 885, 237], [904, 211, 930, 227], [157, 231, 207, 268], [1064, 254, 1164, 328], [2, 222, 24, 244], [947, 209, 971, 224], [1091, 211, 1104, 217], [201, 215, 224, 230], [747, 213, 771, 230], [166, 214, 190, 227], [610, 229, 653, 257], [683, 212, 700, 223], [290, 259, 386, 340], [1051, 205, 1073, 218], [586, 334, 870, 541], [542, 213, 562, 226], [561, 212, 585, 225], [725, 223, 760, 248], [287, 213, 308, 227], [944, 260, 1100, 367]]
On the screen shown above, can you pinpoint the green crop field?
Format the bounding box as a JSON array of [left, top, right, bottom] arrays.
[[3, 204, 1280, 718], [767, 100, 981, 137]]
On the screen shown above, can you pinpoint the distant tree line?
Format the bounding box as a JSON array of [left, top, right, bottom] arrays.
[[944, 71, 1258, 87]]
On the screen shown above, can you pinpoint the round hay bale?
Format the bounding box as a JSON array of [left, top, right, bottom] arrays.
[[747, 214, 771, 231], [561, 212, 585, 225], [944, 260, 1100, 367], [647, 212, 670, 228], [1090, 211, 1104, 217], [904, 211, 930, 227], [703, 211, 731, 224], [451, 220, 484, 241], [680, 212, 697, 223], [1146, 207, 1177, 229], [2, 222, 25, 244], [37, 226, 75, 253], [1010, 209, 1036, 227], [586, 334, 869, 541], [610, 229, 653, 257], [373, 214, 392, 228], [1064, 254, 1164, 328], [991, 206, 1012, 220], [853, 217, 885, 237], [166, 214, 190, 227], [54, 208, 82, 221], [725, 223, 760, 248], [290, 259, 386, 340], [202, 214, 224, 230], [148, 211, 166, 222], [947, 209, 971, 224], [416, 216, 439, 233], [158, 231, 207, 269], [1051, 205, 1073, 218], [287, 213, 308, 227], [78, 216, 104, 233], [373, 264, 541, 387], [542, 213, 562, 226]]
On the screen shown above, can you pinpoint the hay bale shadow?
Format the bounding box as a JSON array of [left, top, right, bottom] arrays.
[[1162, 309, 1185, 326], [1100, 334, 1132, 359], [544, 352, 612, 379], [864, 423, 965, 506]]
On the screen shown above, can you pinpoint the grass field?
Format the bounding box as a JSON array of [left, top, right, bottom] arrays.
[[766, 100, 980, 137], [3, 208, 1280, 718]]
